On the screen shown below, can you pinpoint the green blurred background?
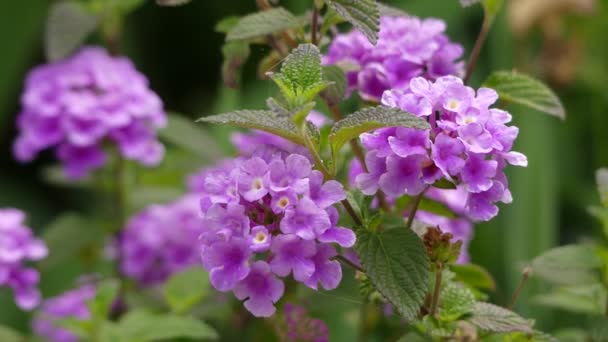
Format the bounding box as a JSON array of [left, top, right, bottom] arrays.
[[1, 0, 607, 336]]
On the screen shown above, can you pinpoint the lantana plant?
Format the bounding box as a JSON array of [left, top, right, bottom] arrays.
[[0, 0, 575, 341]]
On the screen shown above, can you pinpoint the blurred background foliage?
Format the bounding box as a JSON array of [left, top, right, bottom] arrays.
[[1, 0, 608, 338]]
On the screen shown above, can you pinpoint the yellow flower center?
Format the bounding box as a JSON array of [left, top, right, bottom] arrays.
[[447, 99, 460, 111], [252, 178, 263, 190], [255, 232, 267, 243], [278, 197, 289, 208]]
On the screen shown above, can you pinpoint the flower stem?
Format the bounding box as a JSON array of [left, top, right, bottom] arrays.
[[336, 255, 365, 273], [406, 186, 429, 230], [429, 263, 443, 317], [464, 20, 491, 84], [507, 266, 532, 310]]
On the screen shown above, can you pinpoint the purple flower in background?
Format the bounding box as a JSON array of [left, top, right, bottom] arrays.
[[118, 195, 202, 286], [233, 261, 284, 317], [325, 16, 464, 101], [13, 47, 166, 179], [197, 149, 353, 317], [0, 208, 47, 310], [32, 284, 96, 342], [283, 303, 329, 342]]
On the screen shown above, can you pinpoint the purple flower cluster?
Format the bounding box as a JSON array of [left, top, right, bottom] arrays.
[[198, 148, 354, 317], [283, 303, 329, 342], [356, 76, 527, 221], [32, 284, 96, 342], [0, 208, 47, 310], [324, 16, 464, 101], [13, 47, 166, 179], [118, 195, 202, 286]]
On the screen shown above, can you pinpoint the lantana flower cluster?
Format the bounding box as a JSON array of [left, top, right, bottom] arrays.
[[356, 76, 527, 221], [32, 284, 96, 342], [283, 303, 329, 342], [324, 16, 464, 101], [0, 208, 47, 310], [117, 194, 202, 286], [197, 146, 355, 317], [13, 47, 167, 179]]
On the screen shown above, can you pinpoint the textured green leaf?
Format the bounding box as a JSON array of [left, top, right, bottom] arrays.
[[450, 264, 496, 291], [439, 284, 476, 321], [467, 302, 533, 333], [378, 3, 408, 17], [45, 1, 98, 61], [163, 266, 209, 314], [533, 283, 606, 315], [329, 106, 429, 158], [116, 310, 218, 341], [198, 110, 306, 145], [483, 70, 565, 119], [220, 41, 250, 88], [226, 7, 301, 41], [531, 245, 602, 285], [596, 168, 608, 207], [41, 213, 104, 269], [321, 65, 347, 106], [355, 226, 430, 320], [159, 114, 224, 161], [0, 325, 24, 342], [327, 0, 380, 44]]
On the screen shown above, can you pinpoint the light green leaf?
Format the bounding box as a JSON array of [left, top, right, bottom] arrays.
[[198, 110, 311, 146], [221, 41, 250, 88], [41, 213, 104, 269], [483, 70, 565, 119], [45, 1, 98, 61], [467, 302, 533, 333], [327, 0, 380, 44], [215, 16, 240, 33], [449, 263, 496, 291], [226, 7, 301, 41], [159, 114, 225, 162], [531, 245, 602, 285], [88, 280, 120, 321], [596, 168, 608, 207], [438, 284, 476, 321], [329, 106, 429, 159], [163, 266, 209, 314], [0, 325, 24, 342], [355, 226, 430, 320], [321, 65, 347, 106], [115, 310, 218, 341], [533, 283, 606, 315]]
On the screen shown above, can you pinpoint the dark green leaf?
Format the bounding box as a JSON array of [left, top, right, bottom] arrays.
[[531, 245, 602, 285], [329, 106, 429, 159], [467, 302, 533, 333], [226, 7, 301, 41], [45, 1, 98, 61], [159, 114, 226, 161], [355, 226, 430, 320], [320, 65, 347, 106], [326, 0, 380, 44], [163, 266, 209, 314], [449, 263, 496, 291], [483, 70, 565, 119]]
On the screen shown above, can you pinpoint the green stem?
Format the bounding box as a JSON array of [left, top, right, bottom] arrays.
[[429, 263, 443, 317], [336, 254, 365, 273], [507, 266, 531, 310], [406, 186, 429, 230], [464, 20, 491, 84]]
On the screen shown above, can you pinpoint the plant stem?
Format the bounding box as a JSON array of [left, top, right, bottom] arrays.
[[429, 263, 443, 317], [406, 187, 429, 230], [464, 20, 491, 84], [507, 266, 531, 310], [311, 2, 319, 45], [336, 255, 365, 273]]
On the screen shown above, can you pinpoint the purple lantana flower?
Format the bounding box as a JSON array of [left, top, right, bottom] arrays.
[[234, 261, 284, 318], [13, 47, 166, 179]]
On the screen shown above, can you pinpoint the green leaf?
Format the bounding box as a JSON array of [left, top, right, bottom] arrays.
[[163, 266, 209, 314], [88, 280, 120, 321], [320, 65, 347, 106], [533, 283, 606, 315], [467, 302, 533, 333], [215, 16, 240, 33], [129, 186, 183, 211], [326, 0, 380, 44], [449, 264, 496, 291], [41, 213, 104, 269], [378, 3, 408, 17], [355, 226, 430, 320], [0, 325, 24, 342], [483, 70, 565, 119], [270, 44, 330, 113], [531, 245, 602, 285], [226, 7, 301, 41], [45, 1, 98, 61], [438, 284, 476, 321], [221, 41, 250, 88], [114, 310, 218, 341], [159, 114, 224, 161], [329, 106, 430, 159], [198, 110, 312, 146], [596, 168, 608, 207]]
